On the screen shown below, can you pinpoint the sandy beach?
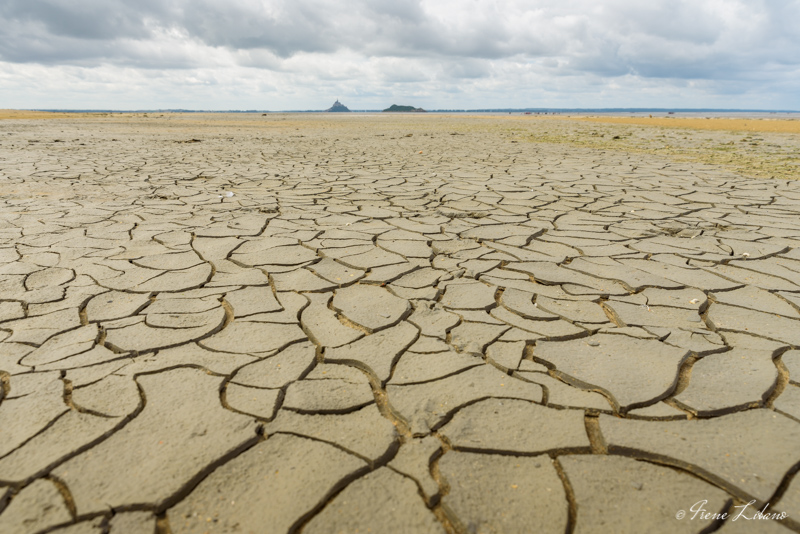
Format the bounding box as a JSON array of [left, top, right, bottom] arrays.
[[1, 112, 799, 533]]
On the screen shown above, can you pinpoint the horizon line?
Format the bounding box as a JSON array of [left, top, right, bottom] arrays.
[[18, 107, 800, 114]]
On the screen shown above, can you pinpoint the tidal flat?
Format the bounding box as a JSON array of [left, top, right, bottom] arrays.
[[1, 112, 799, 533]]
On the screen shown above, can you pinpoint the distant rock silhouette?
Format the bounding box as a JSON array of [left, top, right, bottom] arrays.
[[326, 100, 351, 112], [383, 104, 426, 113]]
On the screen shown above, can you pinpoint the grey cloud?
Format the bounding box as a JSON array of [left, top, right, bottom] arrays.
[[0, 0, 798, 87], [442, 59, 492, 80], [0, 0, 159, 40], [177, 0, 344, 57], [608, 2, 724, 46]]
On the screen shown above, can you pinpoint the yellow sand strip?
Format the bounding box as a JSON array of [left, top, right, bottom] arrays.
[[570, 116, 800, 134], [468, 113, 800, 134], [0, 109, 87, 120]]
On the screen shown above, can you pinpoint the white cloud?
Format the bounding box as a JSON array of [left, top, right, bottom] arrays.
[[0, 0, 797, 109]]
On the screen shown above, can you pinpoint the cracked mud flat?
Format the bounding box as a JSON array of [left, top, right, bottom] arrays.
[[1, 112, 800, 533]]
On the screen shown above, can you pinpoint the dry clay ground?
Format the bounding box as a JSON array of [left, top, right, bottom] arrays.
[[1, 112, 800, 534]]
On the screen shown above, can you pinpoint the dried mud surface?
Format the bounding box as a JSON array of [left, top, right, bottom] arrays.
[[501, 115, 800, 181], [1, 113, 800, 533]]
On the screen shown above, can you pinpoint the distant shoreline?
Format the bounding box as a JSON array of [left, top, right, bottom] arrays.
[[11, 108, 800, 115]]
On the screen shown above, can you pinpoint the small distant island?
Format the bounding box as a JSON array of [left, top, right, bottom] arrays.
[[326, 100, 351, 112], [383, 104, 426, 113]]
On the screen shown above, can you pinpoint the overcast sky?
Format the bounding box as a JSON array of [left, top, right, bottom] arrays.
[[1, 0, 798, 110]]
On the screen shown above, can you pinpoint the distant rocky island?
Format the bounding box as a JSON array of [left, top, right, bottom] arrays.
[[383, 104, 426, 113], [326, 100, 351, 112]]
